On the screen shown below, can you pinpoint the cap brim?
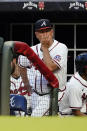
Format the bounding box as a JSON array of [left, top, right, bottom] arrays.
[[35, 27, 52, 31]]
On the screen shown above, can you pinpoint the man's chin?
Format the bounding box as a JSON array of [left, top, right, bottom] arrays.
[[11, 74, 20, 79], [12, 76, 20, 79]]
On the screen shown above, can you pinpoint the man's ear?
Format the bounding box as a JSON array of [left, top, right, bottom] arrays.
[[35, 32, 37, 37], [35, 32, 39, 39]]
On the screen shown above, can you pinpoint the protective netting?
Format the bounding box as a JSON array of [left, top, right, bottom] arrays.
[[10, 56, 52, 116], [10, 41, 58, 116]]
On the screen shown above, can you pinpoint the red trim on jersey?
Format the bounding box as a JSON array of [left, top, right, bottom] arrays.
[[10, 80, 16, 88], [53, 59, 61, 69], [58, 92, 65, 102], [49, 42, 59, 52], [73, 76, 87, 88], [49, 42, 61, 69], [36, 45, 39, 57], [43, 108, 49, 116], [59, 86, 66, 92], [10, 79, 30, 96]]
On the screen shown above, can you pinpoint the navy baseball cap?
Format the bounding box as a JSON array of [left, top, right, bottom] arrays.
[[35, 19, 52, 31]]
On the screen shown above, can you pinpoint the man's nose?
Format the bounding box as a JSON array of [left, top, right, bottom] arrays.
[[41, 32, 47, 36]]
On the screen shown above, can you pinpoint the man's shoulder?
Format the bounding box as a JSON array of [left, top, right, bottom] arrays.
[[67, 74, 82, 90], [59, 42, 68, 49], [54, 40, 68, 49]]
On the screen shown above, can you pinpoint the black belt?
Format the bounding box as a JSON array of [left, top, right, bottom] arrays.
[[33, 89, 50, 96], [59, 112, 73, 116]]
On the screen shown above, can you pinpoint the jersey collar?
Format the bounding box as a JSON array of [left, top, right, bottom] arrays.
[[48, 40, 58, 51], [74, 72, 87, 87]]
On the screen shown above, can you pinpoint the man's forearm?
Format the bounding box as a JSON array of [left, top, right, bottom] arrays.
[[72, 110, 87, 116], [19, 67, 31, 92], [42, 47, 58, 71]]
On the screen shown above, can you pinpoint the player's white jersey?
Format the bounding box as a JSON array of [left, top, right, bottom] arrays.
[[10, 76, 31, 109], [59, 72, 87, 115], [10, 76, 30, 96], [18, 40, 68, 93], [10, 75, 30, 96], [10, 76, 23, 94]]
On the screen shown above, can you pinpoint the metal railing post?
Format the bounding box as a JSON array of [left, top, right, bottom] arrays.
[[1, 41, 14, 115], [0, 37, 4, 115], [51, 88, 58, 116], [49, 88, 58, 116]]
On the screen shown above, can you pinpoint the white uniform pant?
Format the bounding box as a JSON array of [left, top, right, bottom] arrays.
[[31, 92, 50, 117]]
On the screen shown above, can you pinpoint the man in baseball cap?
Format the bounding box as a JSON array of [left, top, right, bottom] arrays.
[[19, 18, 68, 117], [34, 18, 54, 47], [35, 19, 52, 31]]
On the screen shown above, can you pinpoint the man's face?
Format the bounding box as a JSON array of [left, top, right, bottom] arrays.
[[35, 28, 53, 42], [11, 58, 20, 78]]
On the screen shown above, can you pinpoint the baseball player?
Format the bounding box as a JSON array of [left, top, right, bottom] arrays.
[[18, 19, 68, 117], [10, 58, 30, 96], [59, 53, 87, 116], [10, 57, 31, 116]]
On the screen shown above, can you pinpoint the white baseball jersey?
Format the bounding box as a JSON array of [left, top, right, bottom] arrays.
[[18, 40, 68, 92], [18, 39, 68, 116], [59, 72, 87, 115], [10, 76, 31, 109], [10, 76, 30, 96]]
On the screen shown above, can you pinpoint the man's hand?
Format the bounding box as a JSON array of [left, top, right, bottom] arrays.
[[40, 34, 52, 49]]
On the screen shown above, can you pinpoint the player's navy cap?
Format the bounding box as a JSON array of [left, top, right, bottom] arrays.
[[35, 19, 52, 31]]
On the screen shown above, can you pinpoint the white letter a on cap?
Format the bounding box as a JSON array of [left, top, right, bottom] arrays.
[[41, 21, 46, 27]]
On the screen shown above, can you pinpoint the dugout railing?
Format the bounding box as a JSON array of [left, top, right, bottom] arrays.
[[0, 37, 4, 115], [1, 41, 13, 115], [0, 41, 58, 116]]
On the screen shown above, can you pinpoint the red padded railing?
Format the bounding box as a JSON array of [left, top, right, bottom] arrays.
[[14, 41, 59, 88]]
